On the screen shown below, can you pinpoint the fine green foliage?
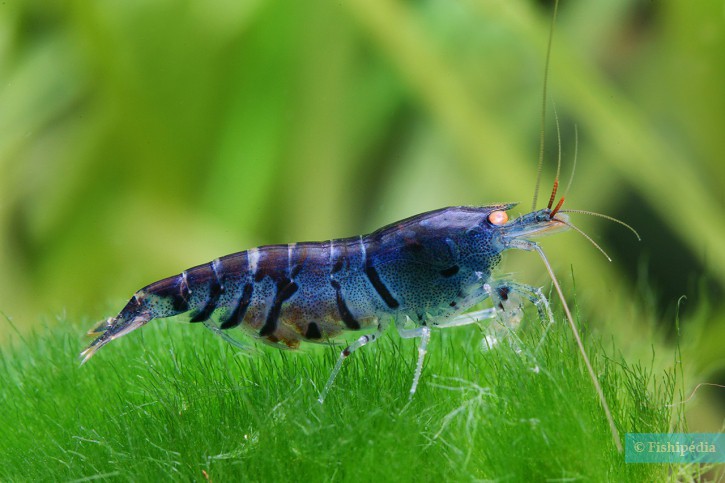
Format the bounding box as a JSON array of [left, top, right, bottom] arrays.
[[0, 309, 697, 481]]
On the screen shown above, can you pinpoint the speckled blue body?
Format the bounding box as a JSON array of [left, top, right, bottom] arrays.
[[83, 203, 519, 356]]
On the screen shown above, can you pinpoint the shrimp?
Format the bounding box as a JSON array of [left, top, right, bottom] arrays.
[[81, 195, 635, 451], [81, 202, 566, 370], [81, 0, 637, 452]]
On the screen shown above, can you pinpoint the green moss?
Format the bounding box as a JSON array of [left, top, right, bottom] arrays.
[[0, 307, 693, 481]]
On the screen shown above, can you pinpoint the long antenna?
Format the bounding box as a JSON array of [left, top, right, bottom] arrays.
[[531, 0, 560, 210], [546, 104, 563, 211], [531, 243, 623, 453], [528, 0, 625, 454], [562, 124, 579, 198]]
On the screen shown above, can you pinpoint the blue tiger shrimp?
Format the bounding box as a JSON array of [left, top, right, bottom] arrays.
[[81, 0, 637, 452], [81, 191, 635, 452], [81, 201, 565, 378]]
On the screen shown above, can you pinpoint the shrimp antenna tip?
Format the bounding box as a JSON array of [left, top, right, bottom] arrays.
[[558, 209, 641, 241]]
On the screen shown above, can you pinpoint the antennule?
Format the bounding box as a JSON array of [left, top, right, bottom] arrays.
[[547, 104, 563, 212], [562, 125, 579, 198], [558, 209, 641, 241], [531, 0, 560, 210], [554, 102, 563, 184], [547, 179, 559, 210], [553, 217, 612, 262], [550, 197, 565, 218]]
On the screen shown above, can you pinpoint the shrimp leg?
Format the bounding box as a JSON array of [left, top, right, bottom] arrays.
[[399, 307, 501, 399], [318, 319, 388, 404], [395, 322, 431, 399], [431, 307, 497, 328], [486, 281, 553, 326]]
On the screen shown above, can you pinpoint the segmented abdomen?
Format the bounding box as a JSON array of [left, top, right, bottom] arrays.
[[137, 236, 396, 348], [85, 206, 500, 360]]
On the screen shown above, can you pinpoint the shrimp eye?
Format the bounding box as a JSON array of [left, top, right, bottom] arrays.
[[488, 210, 508, 225]]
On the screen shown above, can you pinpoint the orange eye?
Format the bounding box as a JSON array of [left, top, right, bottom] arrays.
[[488, 210, 508, 225]]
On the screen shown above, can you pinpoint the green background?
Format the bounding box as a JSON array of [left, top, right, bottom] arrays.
[[1, 0, 723, 434]]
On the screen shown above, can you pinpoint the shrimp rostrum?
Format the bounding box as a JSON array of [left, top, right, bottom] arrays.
[[83, 200, 570, 397]]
